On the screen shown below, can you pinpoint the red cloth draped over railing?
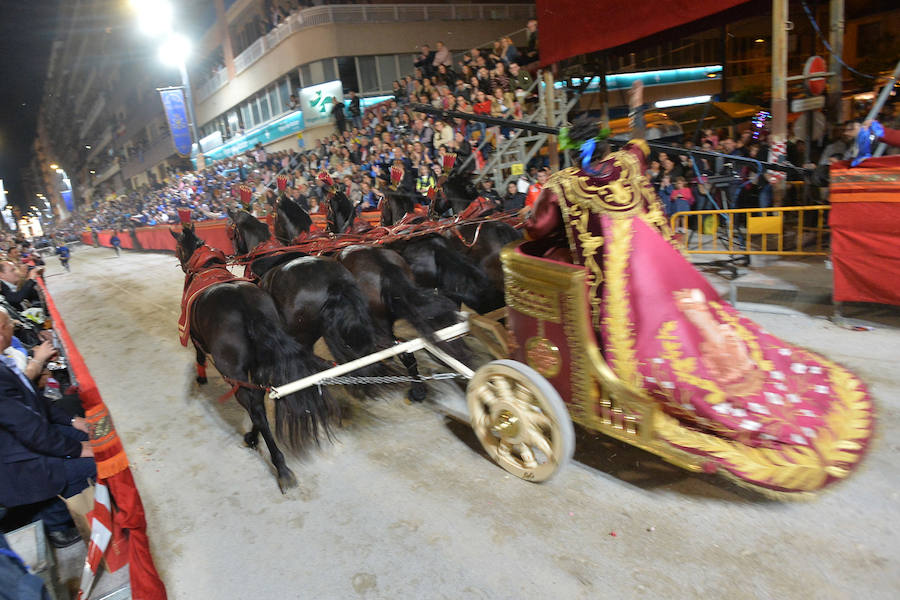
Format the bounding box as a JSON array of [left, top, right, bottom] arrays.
[[38, 278, 168, 599], [536, 0, 747, 66], [830, 156, 900, 306]]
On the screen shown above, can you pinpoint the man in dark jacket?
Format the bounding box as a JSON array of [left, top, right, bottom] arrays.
[[414, 44, 437, 77], [347, 91, 362, 129], [0, 308, 94, 548], [0, 262, 41, 312]]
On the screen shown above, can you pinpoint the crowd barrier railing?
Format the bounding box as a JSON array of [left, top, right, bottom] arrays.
[[670, 205, 831, 256], [37, 279, 167, 598], [81, 210, 383, 253]]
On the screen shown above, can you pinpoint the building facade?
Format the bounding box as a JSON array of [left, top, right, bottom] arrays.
[[33, 1, 533, 214]]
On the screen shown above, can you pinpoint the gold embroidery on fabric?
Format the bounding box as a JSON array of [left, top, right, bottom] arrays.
[[655, 320, 726, 405], [654, 355, 872, 493], [601, 219, 640, 387]]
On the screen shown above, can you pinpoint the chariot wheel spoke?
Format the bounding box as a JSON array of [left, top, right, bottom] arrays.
[[525, 424, 554, 460]]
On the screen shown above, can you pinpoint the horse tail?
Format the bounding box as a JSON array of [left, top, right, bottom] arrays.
[[243, 297, 336, 449], [319, 276, 383, 378], [373, 250, 465, 351], [431, 238, 494, 312]]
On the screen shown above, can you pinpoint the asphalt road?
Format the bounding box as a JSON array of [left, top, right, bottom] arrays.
[[44, 245, 900, 600]]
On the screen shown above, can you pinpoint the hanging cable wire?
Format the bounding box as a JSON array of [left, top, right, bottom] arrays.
[[799, 0, 875, 80]]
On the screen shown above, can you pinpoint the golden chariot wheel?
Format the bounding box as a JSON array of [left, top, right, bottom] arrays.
[[467, 360, 575, 483]]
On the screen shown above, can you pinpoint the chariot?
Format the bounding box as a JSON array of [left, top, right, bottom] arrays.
[[266, 235, 870, 497]]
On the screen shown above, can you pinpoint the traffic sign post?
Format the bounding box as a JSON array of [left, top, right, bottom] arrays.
[[803, 55, 828, 96]]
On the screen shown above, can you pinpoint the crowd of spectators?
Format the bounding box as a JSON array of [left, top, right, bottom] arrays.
[[0, 232, 97, 551], [53, 19, 544, 237], [50, 12, 900, 242]]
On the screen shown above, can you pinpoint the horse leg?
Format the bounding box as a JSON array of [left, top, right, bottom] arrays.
[[236, 388, 297, 492], [194, 343, 208, 384], [399, 351, 427, 403], [243, 426, 260, 449]]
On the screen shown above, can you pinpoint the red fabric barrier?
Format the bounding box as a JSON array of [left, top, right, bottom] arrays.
[[81, 212, 383, 255], [830, 156, 900, 306], [831, 201, 900, 306], [38, 278, 167, 598], [536, 0, 747, 66]]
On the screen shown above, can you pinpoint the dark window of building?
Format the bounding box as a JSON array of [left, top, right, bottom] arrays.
[[358, 56, 378, 93], [377, 55, 398, 90], [323, 58, 337, 83], [259, 92, 271, 122], [300, 64, 311, 87]]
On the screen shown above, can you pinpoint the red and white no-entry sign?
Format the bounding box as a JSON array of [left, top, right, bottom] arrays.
[[803, 55, 827, 96]]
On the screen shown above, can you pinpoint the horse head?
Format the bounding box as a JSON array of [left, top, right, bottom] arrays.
[[227, 208, 270, 255], [274, 196, 312, 245], [170, 223, 204, 272]]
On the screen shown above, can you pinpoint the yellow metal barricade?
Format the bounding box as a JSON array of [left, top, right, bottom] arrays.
[[669, 205, 830, 255]]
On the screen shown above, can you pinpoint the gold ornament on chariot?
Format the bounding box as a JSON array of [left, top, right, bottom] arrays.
[[525, 337, 562, 378]]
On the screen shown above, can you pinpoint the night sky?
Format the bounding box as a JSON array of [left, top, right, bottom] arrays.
[[0, 0, 61, 209]]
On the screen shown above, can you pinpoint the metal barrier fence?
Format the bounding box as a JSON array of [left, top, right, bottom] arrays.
[[669, 205, 831, 256]]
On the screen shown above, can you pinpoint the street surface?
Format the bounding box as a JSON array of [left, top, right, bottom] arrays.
[[44, 245, 900, 600]]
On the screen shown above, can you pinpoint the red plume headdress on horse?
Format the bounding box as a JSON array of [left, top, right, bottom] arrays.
[[317, 171, 335, 194], [442, 153, 457, 176], [177, 208, 192, 225], [276, 174, 289, 192], [389, 165, 404, 190], [238, 184, 253, 209]]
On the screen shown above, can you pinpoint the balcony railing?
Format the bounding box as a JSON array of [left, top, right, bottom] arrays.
[[95, 158, 121, 184], [120, 132, 175, 181], [196, 3, 534, 101]]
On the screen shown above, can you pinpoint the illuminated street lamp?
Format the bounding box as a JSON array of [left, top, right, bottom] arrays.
[[50, 163, 59, 169], [133, 2, 204, 168], [132, 0, 174, 36]]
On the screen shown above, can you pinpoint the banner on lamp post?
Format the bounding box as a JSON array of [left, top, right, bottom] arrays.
[[159, 87, 193, 157]]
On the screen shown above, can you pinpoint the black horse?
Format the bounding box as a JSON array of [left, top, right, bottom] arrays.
[[443, 221, 522, 299], [228, 208, 305, 278], [379, 188, 418, 227], [386, 234, 502, 314], [171, 224, 336, 492], [227, 209, 383, 383], [273, 196, 312, 245], [337, 245, 467, 401], [325, 189, 355, 234], [428, 172, 480, 218], [271, 202, 469, 401]]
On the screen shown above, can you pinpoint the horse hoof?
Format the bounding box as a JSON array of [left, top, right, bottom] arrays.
[[196, 376, 208, 385], [408, 385, 427, 403], [277, 472, 298, 493], [243, 432, 259, 449]]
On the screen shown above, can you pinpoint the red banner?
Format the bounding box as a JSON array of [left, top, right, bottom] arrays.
[[536, 0, 747, 66]]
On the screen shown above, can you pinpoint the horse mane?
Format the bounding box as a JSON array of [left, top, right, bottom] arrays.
[[277, 196, 311, 229], [234, 210, 270, 240]]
